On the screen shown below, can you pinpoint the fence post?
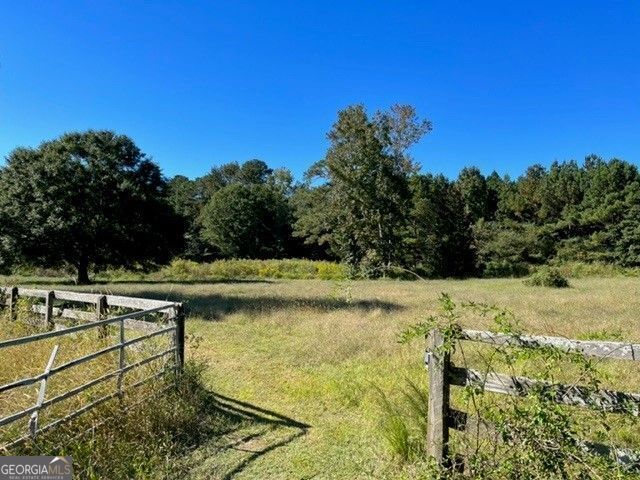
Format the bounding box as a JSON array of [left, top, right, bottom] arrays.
[[44, 291, 55, 330], [8, 287, 18, 321], [426, 329, 450, 466], [96, 295, 107, 338], [174, 304, 185, 373]]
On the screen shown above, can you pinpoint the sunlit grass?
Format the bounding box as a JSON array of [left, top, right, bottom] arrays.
[[1, 277, 639, 478]]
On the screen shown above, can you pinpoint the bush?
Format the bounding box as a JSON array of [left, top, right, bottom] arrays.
[[3, 259, 348, 283], [524, 267, 570, 288]]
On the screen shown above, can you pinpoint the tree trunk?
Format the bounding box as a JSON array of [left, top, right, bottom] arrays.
[[77, 256, 90, 284]]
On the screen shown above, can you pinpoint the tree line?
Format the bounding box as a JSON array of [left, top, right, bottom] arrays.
[[1, 105, 638, 283]]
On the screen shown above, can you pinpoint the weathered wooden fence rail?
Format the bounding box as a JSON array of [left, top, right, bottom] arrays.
[[0, 287, 185, 448], [425, 328, 640, 469]]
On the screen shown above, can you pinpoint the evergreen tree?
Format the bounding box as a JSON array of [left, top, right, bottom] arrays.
[[457, 167, 489, 223], [409, 175, 474, 277]]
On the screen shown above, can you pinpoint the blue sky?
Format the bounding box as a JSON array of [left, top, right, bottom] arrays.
[[1, 1, 638, 181]]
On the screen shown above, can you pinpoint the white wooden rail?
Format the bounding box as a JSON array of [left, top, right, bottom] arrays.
[[425, 328, 640, 470], [0, 287, 185, 448], [29, 345, 59, 437]]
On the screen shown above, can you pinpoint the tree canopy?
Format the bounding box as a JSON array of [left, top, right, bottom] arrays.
[[1, 107, 638, 281], [0, 130, 181, 283], [200, 182, 292, 259], [293, 104, 431, 274]]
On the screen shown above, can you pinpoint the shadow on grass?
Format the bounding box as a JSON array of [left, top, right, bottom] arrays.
[[12, 382, 309, 480], [191, 391, 311, 479], [1, 279, 405, 320], [120, 289, 405, 320]]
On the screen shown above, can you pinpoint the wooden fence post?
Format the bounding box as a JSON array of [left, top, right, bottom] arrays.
[[8, 287, 18, 321], [96, 295, 107, 338], [174, 304, 185, 373], [426, 329, 451, 466], [44, 291, 55, 330]]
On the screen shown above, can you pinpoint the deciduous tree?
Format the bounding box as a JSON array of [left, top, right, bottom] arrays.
[[0, 131, 181, 283], [200, 183, 292, 258]]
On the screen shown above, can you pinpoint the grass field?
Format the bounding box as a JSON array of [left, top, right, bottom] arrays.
[[4, 277, 640, 478]]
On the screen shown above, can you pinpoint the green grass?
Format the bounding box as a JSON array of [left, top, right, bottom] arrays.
[[3, 277, 640, 478]]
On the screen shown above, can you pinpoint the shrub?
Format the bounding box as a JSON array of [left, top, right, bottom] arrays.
[[5, 259, 348, 283], [523, 267, 570, 288], [483, 259, 531, 278]]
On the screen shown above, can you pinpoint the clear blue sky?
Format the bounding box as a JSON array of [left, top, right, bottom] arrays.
[[1, 1, 638, 181]]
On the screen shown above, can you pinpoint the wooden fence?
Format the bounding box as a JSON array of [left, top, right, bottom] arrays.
[[425, 328, 640, 468], [0, 287, 185, 448]]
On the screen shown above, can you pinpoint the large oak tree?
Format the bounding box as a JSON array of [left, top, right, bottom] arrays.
[[0, 130, 182, 283]]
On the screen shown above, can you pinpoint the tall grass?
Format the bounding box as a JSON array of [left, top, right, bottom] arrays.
[[6, 259, 640, 285], [11, 362, 227, 479], [550, 261, 640, 278], [0, 302, 176, 456], [1, 259, 348, 284], [3, 276, 640, 478], [100, 259, 347, 282], [374, 380, 429, 462], [0, 296, 233, 478]]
